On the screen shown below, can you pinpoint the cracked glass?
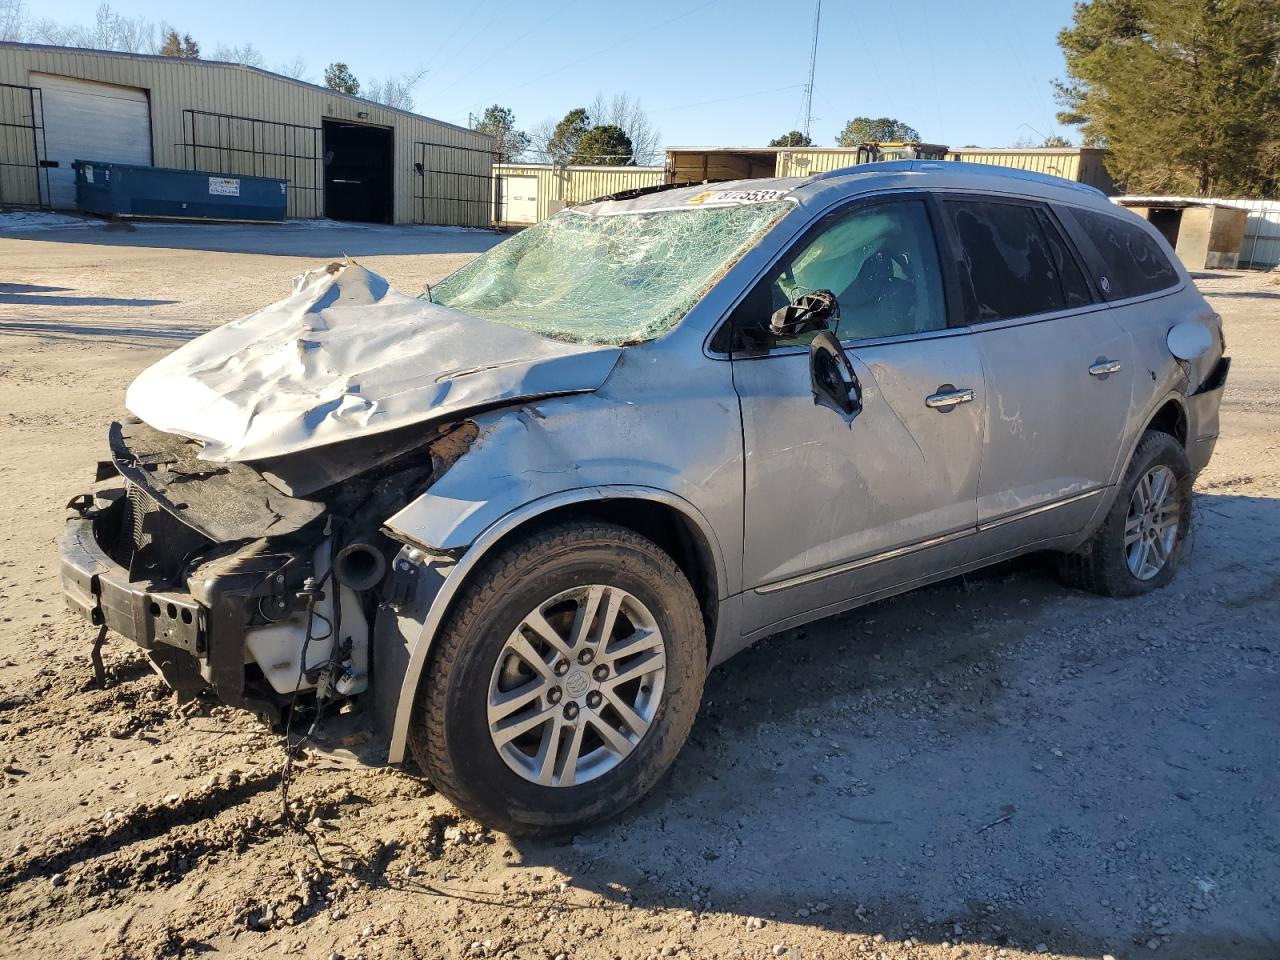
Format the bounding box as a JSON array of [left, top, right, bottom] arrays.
[[431, 202, 792, 345]]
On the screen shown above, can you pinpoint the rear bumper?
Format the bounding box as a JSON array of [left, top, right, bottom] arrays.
[[1186, 355, 1229, 474]]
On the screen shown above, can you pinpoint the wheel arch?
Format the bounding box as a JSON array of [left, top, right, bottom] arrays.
[[386, 486, 725, 764], [1119, 393, 1189, 478]]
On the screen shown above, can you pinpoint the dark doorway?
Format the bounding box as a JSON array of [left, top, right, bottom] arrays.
[[322, 119, 393, 223], [1146, 207, 1183, 248]]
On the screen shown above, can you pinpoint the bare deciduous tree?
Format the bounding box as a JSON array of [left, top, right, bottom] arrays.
[[1, 0, 26, 42], [274, 56, 308, 81], [364, 68, 427, 112], [587, 93, 661, 165], [212, 42, 266, 68], [33, 2, 158, 52]]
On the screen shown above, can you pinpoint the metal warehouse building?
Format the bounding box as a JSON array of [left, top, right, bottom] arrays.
[[665, 145, 1117, 194], [0, 42, 494, 225], [493, 163, 664, 224]]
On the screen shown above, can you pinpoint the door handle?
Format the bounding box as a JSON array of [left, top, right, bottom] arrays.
[[1089, 359, 1123, 377], [925, 386, 975, 411]]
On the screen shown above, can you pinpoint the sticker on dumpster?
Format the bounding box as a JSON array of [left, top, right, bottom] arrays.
[[209, 177, 241, 197], [82, 165, 94, 184]]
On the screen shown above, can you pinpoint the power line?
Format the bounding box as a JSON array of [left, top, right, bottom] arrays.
[[433, 0, 579, 100], [650, 82, 807, 115], [495, 0, 721, 100]]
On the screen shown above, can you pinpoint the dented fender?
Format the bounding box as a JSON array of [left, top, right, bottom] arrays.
[[379, 482, 727, 764], [383, 391, 739, 587]]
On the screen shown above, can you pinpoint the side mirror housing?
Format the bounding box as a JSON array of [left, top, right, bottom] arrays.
[[810, 330, 861, 420], [769, 289, 840, 339]]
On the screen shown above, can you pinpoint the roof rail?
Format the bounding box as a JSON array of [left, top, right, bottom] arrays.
[[811, 159, 1107, 197]]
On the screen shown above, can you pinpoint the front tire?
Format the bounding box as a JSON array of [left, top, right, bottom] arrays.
[[408, 521, 705, 835], [1056, 430, 1193, 597]]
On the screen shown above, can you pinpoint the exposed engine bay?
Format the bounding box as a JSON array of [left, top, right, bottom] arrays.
[[62, 416, 476, 727]]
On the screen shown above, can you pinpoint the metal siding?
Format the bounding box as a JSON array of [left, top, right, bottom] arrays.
[[774, 150, 862, 177], [946, 149, 1083, 183], [1119, 195, 1280, 269], [493, 164, 664, 222], [0, 43, 492, 222]]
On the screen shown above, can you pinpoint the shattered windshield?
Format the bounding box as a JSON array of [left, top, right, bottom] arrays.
[[431, 201, 792, 345]]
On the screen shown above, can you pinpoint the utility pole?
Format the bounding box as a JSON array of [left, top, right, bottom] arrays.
[[801, 0, 821, 142]]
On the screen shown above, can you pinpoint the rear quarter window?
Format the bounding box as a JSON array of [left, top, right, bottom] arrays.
[[1067, 207, 1180, 300]]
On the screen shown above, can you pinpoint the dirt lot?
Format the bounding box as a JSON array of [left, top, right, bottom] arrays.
[[0, 218, 1276, 960]]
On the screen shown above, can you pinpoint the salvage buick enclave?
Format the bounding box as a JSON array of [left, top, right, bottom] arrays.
[[60, 161, 1228, 833]]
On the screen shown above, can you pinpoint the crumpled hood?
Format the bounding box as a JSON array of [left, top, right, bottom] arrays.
[[126, 262, 622, 462]]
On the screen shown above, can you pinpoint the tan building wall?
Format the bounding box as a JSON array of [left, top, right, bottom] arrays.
[[493, 163, 664, 223], [0, 42, 493, 225], [945, 148, 1116, 193], [664, 146, 1117, 194]]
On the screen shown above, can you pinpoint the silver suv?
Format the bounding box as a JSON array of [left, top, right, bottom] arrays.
[[60, 161, 1228, 834]]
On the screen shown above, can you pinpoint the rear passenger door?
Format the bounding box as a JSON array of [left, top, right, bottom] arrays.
[[939, 195, 1135, 553]]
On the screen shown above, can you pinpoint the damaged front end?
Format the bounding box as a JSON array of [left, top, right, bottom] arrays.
[[60, 416, 475, 728]]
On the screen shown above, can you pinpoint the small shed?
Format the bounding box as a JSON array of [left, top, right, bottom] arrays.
[[1118, 199, 1250, 270], [492, 163, 664, 224]]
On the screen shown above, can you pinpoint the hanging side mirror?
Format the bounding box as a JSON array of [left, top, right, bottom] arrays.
[[810, 330, 862, 421], [769, 289, 840, 338]]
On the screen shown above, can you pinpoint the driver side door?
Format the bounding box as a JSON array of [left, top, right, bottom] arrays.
[[729, 194, 987, 642]]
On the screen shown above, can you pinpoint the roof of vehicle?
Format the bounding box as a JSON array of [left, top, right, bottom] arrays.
[[574, 160, 1117, 216]]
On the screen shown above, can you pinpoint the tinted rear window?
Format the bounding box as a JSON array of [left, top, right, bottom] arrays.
[[1068, 207, 1180, 300], [944, 199, 1084, 322]]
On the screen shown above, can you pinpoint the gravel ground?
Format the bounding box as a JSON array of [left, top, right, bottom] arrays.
[[0, 218, 1276, 960]]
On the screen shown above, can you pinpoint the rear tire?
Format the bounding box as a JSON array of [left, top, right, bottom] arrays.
[[1056, 430, 1192, 597], [408, 521, 705, 836]]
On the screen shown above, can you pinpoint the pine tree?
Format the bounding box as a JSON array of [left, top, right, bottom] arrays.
[[323, 62, 360, 96], [1057, 0, 1280, 196]]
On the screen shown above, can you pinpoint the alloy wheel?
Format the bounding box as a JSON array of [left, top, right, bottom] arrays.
[[486, 585, 666, 787], [1124, 465, 1182, 581]]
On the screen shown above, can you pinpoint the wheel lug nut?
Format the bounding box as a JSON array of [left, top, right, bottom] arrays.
[[577, 649, 594, 665], [592, 664, 608, 681], [547, 687, 562, 704], [563, 702, 579, 720], [554, 660, 569, 676], [586, 691, 602, 709]]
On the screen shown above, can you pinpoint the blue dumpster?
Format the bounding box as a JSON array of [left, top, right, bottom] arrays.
[[73, 160, 287, 222]]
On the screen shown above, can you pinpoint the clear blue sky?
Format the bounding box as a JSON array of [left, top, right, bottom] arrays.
[[34, 0, 1080, 149]]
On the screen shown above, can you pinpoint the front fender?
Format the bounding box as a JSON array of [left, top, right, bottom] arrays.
[[377, 389, 743, 765], [384, 391, 741, 589], [378, 483, 727, 764]]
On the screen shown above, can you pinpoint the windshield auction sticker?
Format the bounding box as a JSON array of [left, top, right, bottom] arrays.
[[687, 188, 788, 205]]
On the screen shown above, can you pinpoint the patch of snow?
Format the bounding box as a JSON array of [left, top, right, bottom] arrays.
[[0, 211, 97, 231]]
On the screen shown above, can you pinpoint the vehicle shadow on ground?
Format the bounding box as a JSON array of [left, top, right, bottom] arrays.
[[0, 222, 505, 258], [0, 320, 203, 341], [1203, 290, 1280, 301], [499, 490, 1280, 960], [0, 282, 176, 308]]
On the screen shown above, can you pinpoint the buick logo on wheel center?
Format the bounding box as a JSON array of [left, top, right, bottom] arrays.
[[565, 670, 590, 699]]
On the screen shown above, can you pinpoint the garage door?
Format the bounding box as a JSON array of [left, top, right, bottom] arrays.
[[34, 73, 152, 209], [498, 175, 538, 224]]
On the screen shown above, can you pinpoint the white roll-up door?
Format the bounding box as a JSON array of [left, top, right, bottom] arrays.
[[498, 175, 539, 224], [34, 73, 152, 209]]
